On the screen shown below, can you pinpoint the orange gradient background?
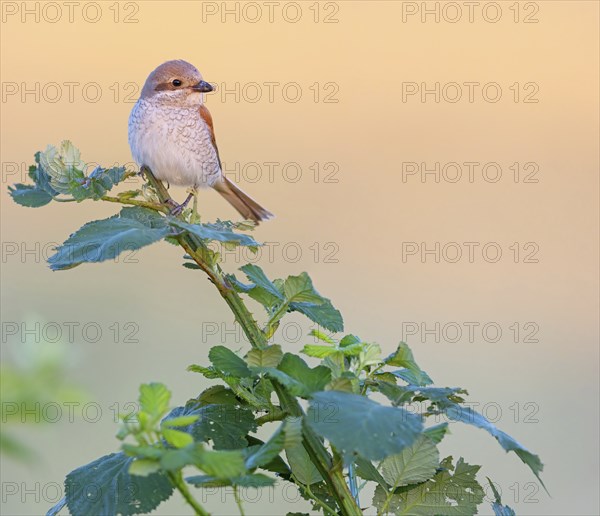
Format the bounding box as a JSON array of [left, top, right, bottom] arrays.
[[1, 1, 598, 515]]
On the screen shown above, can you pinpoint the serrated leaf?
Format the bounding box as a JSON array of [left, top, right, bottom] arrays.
[[309, 329, 335, 344], [355, 456, 388, 487], [279, 354, 332, 393], [48, 207, 170, 270], [197, 385, 241, 406], [357, 343, 383, 369], [40, 142, 85, 195], [162, 428, 194, 448], [302, 345, 341, 358], [209, 346, 252, 377], [170, 219, 260, 247], [307, 391, 423, 461], [488, 477, 516, 516], [63, 452, 173, 515], [139, 383, 171, 419], [8, 184, 53, 207], [285, 442, 323, 486], [444, 404, 545, 487], [379, 436, 439, 487], [240, 264, 284, 300], [386, 343, 431, 386], [164, 403, 256, 450], [283, 273, 325, 304], [373, 456, 484, 515], [392, 368, 434, 386], [290, 299, 344, 333], [423, 423, 449, 444], [246, 345, 283, 369]]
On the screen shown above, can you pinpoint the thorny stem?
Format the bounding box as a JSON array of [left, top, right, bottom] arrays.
[[105, 167, 363, 516]]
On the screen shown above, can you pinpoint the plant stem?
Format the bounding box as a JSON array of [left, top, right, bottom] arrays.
[[140, 166, 362, 516], [101, 195, 168, 213], [167, 471, 209, 516], [233, 486, 245, 516]]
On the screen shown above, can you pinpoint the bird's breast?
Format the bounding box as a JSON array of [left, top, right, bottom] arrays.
[[128, 100, 220, 187]]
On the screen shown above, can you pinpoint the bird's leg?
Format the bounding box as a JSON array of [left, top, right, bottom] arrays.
[[191, 188, 199, 221], [168, 188, 196, 216]]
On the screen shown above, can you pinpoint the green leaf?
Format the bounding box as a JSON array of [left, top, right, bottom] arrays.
[[444, 404, 545, 487], [129, 458, 161, 477], [244, 422, 286, 470], [355, 456, 389, 487], [63, 452, 173, 515], [164, 403, 256, 450], [283, 272, 325, 304], [197, 448, 247, 478], [240, 264, 284, 300], [245, 436, 292, 478], [423, 423, 449, 444], [246, 344, 283, 369], [161, 415, 199, 427], [285, 442, 323, 485], [309, 329, 336, 344], [392, 368, 433, 387], [170, 219, 260, 247], [39, 141, 85, 195], [29, 153, 58, 196], [357, 342, 383, 370], [209, 346, 252, 377], [302, 345, 341, 359], [186, 473, 275, 488], [8, 184, 53, 207], [279, 354, 332, 393], [197, 385, 241, 406], [487, 477, 516, 516], [385, 342, 431, 386], [290, 299, 343, 333], [139, 383, 171, 419], [307, 391, 423, 461], [35, 141, 128, 200], [373, 456, 484, 515], [48, 207, 170, 270], [269, 353, 331, 397], [379, 436, 439, 487], [77, 166, 128, 200], [162, 428, 194, 448]]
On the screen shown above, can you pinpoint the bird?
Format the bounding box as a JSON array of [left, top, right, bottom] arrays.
[[128, 59, 273, 222]]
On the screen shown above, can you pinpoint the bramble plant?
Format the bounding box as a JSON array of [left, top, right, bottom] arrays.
[[10, 141, 545, 516]]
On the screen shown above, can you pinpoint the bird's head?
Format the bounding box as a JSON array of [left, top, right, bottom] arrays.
[[140, 60, 213, 105]]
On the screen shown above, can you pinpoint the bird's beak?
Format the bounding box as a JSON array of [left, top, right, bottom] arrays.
[[191, 80, 213, 93]]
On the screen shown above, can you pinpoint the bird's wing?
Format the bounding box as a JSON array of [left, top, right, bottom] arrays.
[[199, 104, 222, 169]]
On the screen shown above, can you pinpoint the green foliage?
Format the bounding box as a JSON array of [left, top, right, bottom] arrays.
[[1, 318, 87, 460], [373, 457, 485, 515], [48, 207, 171, 270], [488, 477, 517, 516], [62, 452, 174, 515], [11, 144, 546, 516], [307, 391, 423, 462]]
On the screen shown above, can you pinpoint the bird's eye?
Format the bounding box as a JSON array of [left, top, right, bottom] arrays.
[[172, 79, 182, 87]]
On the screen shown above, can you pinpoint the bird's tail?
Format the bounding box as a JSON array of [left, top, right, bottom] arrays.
[[213, 176, 274, 223]]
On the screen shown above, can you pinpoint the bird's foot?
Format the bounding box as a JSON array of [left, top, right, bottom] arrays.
[[166, 191, 195, 216]]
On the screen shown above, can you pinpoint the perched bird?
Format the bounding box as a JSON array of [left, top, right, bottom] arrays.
[[128, 60, 273, 222]]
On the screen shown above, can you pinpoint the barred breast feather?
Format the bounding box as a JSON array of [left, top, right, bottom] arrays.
[[128, 99, 221, 188]]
